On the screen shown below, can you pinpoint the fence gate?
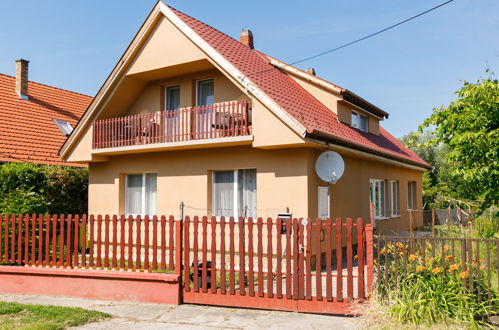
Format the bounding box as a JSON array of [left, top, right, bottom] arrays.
[[181, 216, 373, 314]]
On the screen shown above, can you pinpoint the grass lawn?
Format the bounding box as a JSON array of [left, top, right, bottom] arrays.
[[0, 301, 110, 330]]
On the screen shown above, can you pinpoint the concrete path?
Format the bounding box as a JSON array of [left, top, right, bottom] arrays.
[[0, 294, 359, 329]]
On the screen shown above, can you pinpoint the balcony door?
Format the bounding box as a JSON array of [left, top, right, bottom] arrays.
[[164, 85, 180, 141], [195, 79, 214, 138]]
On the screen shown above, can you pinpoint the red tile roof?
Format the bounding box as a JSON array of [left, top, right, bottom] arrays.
[[0, 73, 92, 166], [168, 5, 430, 169]]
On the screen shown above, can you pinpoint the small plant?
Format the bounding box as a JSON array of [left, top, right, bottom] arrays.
[[0, 187, 49, 215], [376, 241, 499, 327]]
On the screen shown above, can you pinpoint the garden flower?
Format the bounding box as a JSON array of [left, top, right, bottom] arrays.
[[399, 250, 405, 256], [446, 255, 454, 261], [396, 242, 404, 249], [443, 245, 449, 252], [431, 267, 441, 274], [408, 254, 417, 261], [416, 265, 425, 272], [460, 271, 468, 279], [448, 264, 459, 272], [379, 249, 386, 255]]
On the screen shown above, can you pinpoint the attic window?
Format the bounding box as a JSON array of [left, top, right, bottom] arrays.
[[53, 119, 73, 136], [351, 111, 368, 132]]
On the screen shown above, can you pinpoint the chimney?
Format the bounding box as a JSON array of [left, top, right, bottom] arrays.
[[240, 29, 254, 49], [15, 59, 29, 100], [306, 68, 316, 76]]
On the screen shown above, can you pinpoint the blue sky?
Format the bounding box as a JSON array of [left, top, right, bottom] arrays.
[[0, 0, 497, 137]]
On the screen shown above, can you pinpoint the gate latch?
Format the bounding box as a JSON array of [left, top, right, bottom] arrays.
[[299, 245, 305, 253]]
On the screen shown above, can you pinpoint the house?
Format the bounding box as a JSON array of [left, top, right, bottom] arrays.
[[0, 60, 92, 167], [59, 1, 431, 234]]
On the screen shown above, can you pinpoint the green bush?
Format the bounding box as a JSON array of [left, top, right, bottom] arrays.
[[0, 162, 87, 215], [475, 216, 499, 239], [0, 188, 49, 215]]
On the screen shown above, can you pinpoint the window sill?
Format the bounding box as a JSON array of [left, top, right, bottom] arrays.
[[374, 216, 390, 221], [391, 215, 401, 219]]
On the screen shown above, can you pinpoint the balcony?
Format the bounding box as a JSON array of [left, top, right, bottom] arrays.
[[92, 101, 252, 151]]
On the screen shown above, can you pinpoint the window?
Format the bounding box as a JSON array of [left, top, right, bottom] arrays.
[[53, 119, 73, 136], [165, 85, 180, 110], [370, 179, 386, 219], [196, 79, 214, 106], [318, 186, 330, 219], [351, 111, 368, 132], [407, 181, 417, 210], [391, 181, 399, 217], [213, 169, 256, 219], [125, 173, 157, 216]]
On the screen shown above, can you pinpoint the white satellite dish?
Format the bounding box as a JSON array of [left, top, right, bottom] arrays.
[[315, 151, 345, 184]]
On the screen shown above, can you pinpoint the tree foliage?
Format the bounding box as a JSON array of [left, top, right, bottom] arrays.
[[416, 74, 498, 212]]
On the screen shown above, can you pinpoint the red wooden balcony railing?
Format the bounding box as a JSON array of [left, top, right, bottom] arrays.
[[92, 100, 251, 149]]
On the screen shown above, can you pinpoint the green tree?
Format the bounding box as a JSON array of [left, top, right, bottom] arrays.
[[417, 74, 498, 212]]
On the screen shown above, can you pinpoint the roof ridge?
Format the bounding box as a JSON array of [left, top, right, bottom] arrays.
[[0, 73, 93, 99]]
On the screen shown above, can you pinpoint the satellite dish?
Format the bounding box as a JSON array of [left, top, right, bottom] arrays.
[[315, 151, 345, 184]]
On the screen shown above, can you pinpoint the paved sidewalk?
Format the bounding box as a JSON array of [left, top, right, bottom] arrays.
[[0, 294, 359, 329]]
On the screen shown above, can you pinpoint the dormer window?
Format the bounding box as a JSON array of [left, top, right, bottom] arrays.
[[53, 119, 73, 136], [351, 111, 368, 132]]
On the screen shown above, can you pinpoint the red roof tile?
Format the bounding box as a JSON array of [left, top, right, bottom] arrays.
[[0, 73, 92, 166], [168, 5, 429, 169]]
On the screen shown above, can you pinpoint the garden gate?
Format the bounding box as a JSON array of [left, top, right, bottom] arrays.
[[181, 216, 374, 314]]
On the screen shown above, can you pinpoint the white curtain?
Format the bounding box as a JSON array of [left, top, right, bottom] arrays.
[[126, 174, 143, 215], [145, 173, 157, 216], [213, 171, 234, 217], [238, 169, 256, 218]]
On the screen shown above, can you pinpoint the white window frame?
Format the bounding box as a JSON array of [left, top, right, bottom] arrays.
[[370, 179, 387, 220], [164, 84, 180, 111], [211, 169, 256, 220], [53, 119, 73, 136], [125, 173, 157, 217], [317, 186, 330, 219], [351, 111, 368, 132], [196, 78, 214, 107], [407, 181, 417, 211], [390, 180, 399, 217]]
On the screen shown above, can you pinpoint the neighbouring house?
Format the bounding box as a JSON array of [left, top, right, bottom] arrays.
[[59, 1, 431, 234], [0, 60, 92, 167]]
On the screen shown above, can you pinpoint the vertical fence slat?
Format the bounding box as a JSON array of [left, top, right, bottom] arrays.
[[160, 216, 166, 271], [73, 215, 80, 267], [127, 216, 133, 269], [193, 216, 199, 292], [229, 217, 235, 295], [96, 215, 102, 268], [365, 224, 374, 296], [247, 218, 255, 297], [89, 215, 95, 267], [103, 215, 110, 268], [169, 216, 176, 271], [30, 214, 36, 265], [152, 216, 158, 271], [266, 217, 273, 298], [112, 215, 118, 269], [119, 215, 125, 269], [335, 218, 343, 301], [346, 218, 353, 300], [239, 217, 246, 296], [292, 218, 299, 300], [183, 216, 191, 292], [82, 215, 87, 267], [66, 215, 72, 267], [135, 216, 142, 270], [315, 218, 322, 301], [285, 218, 292, 299], [220, 217, 226, 295], [144, 216, 150, 270], [211, 216, 217, 294], [201, 216, 208, 293], [325, 218, 333, 302], [17, 215, 23, 264], [257, 217, 264, 297], [357, 218, 365, 301], [59, 214, 66, 266], [305, 219, 312, 301], [276, 218, 283, 299], [23, 215, 29, 264]]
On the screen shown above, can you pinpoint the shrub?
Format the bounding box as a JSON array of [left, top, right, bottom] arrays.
[[0, 188, 49, 215], [475, 216, 499, 239], [0, 162, 87, 215]]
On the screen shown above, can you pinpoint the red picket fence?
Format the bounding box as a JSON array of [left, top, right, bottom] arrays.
[[92, 101, 252, 149], [0, 214, 373, 315]]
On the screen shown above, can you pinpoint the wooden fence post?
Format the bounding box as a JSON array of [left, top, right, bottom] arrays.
[[431, 208, 435, 237], [365, 223, 374, 296], [175, 217, 183, 276]]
